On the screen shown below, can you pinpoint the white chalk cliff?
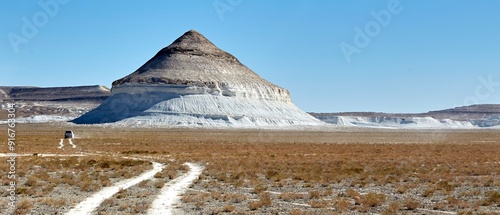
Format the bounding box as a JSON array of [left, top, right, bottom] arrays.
[[72, 30, 322, 127]]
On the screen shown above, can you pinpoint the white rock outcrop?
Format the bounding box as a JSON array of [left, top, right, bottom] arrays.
[[72, 30, 322, 127], [318, 116, 475, 129], [0, 89, 7, 102]]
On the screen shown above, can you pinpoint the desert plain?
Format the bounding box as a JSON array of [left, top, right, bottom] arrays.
[[0, 124, 499, 214]]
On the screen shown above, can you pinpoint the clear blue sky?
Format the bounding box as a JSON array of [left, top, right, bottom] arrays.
[[1, 0, 499, 113]]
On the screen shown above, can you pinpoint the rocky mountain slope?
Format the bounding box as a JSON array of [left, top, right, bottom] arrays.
[[72, 30, 322, 127]]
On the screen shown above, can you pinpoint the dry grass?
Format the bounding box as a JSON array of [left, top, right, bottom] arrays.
[[334, 197, 350, 212], [309, 199, 329, 208], [15, 198, 33, 214], [384, 201, 400, 214], [1, 125, 499, 213], [279, 192, 306, 201], [40, 197, 66, 207], [153, 180, 165, 189], [249, 192, 272, 210], [360, 192, 386, 207], [308, 190, 321, 199], [222, 204, 236, 212], [223, 193, 247, 203], [182, 192, 209, 204], [480, 191, 500, 206], [403, 198, 420, 210], [133, 202, 150, 213], [252, 184, 268, 194]]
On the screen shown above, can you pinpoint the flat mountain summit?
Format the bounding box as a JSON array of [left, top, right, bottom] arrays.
[[0, 85, 110, 120], [72, 30, 321, 127], [0, 85, 110, 102]]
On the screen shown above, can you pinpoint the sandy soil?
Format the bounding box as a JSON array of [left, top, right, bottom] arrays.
[[0, 124, 498, 214]]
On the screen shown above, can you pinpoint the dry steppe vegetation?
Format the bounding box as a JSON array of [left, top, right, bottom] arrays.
[[0, 124, 499, 214]]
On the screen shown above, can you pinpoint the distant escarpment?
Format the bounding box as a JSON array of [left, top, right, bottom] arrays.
[[310, 104, 500, 128], [0, 85, 110, 102]]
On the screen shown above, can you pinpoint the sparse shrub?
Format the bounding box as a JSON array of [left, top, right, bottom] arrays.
[[211, 191, 223, 201], [437, 180, 454, 193], [182, 192, 209, 205], [222, 204, 236, 212], [15, 198, 33, 214], [136, 191, 151, 198], [98, 175, 112, 187], [396, 185, 408, 194], [23, 176, 38, 187], [403, 198, 419, 210], [361, 192, 386, 207], [1, 177, 10, 186], [162, 165, 179, 180], [154, 180, 165, 188], [97, 210, 110, 215], [154, 172, 165, 178], [309, 190, 321, 199], [385, 201, 400, 214], [423, 186, 435, 197], [223, 193, 247, 203], [279, 192, 306, 201], [122, 171, 133, 178], [37, 171, 51, 181], [309, 199, 328, 208], [133, 202, 149, 213], [214, 172, 227, 182], [86, 159, 97, 167], [322, 189, 333, 196], [120, 160, 135, 167], [41, 197, 66, 207], [116, 189, 128, 199], [178, 164, 189, 171], [253, 184, 267, 194], [334, 197, 350, 212], [118, 203, 128, 211], [346, 188, 361, 205], [41, 183, 55, 194], [98, 161, 111, 169], [249, 192, 272, 210], [290, 209, 307, 215], [194, 201, 204, 210], [16, 187, 28, 195], [248, 201, 261, 210], [102, 198, 114, 207], [60, 172, 76, 185], [346, 188, 360, 198], [138, 180, 150, 187], [458, 210, 475, 215], [259, 192, 272, 206], [265, 169, 284, 181], [80, 180, 100, 192], [484, 191, 500, 206], [433, 201, 446, 210]]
